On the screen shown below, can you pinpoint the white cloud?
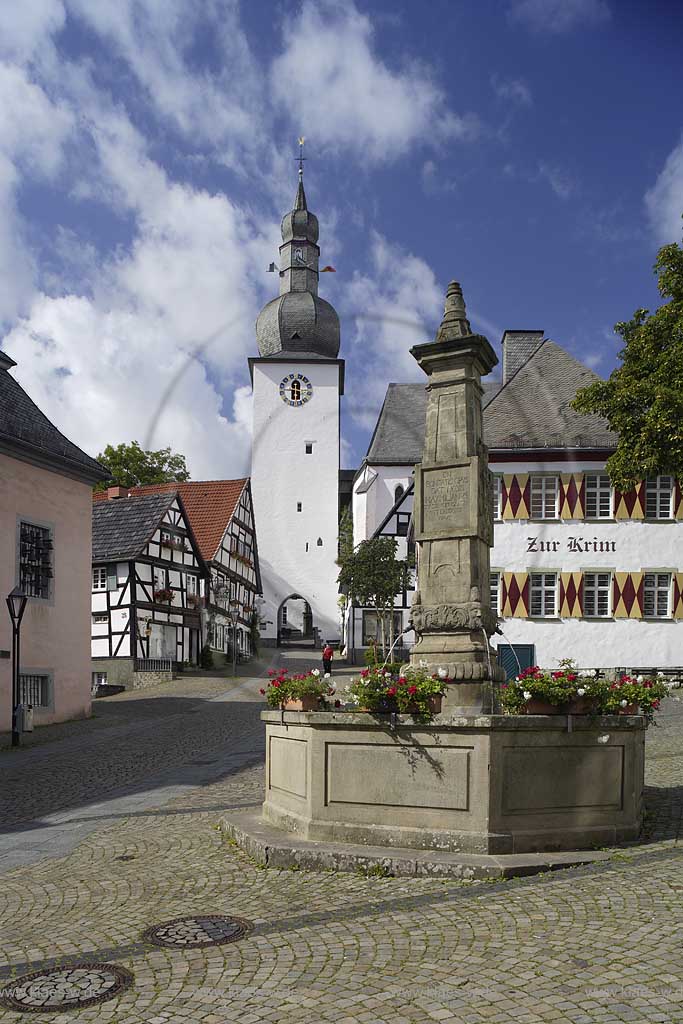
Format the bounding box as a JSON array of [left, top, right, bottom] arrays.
[[538, 161, 577, 200], [0, 0, 65, 62], [508, 0, 610, 33], [271, 0, 478, 163], [491, 75, 533, 107], [645, 138, 683, 245]]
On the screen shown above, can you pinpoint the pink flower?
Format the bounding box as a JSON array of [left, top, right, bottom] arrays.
[[408, 685, 418, 696]]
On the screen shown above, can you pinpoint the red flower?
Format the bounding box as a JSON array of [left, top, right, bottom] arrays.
[[361, 669, 369, 678], [387, 686, 397, 696], [272, 680, 281, 688], [259, 688, 266, 695], [334, 700, 341, 708], [501, 683, 508, 689], [398, 676, 407, 684], [408, 685, 418, 696]]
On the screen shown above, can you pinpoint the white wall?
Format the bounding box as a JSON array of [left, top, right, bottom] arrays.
[[352, 466, 413, 546], [251, 359, 341, 643]]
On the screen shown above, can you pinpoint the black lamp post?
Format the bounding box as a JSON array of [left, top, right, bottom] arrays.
[[228, 603, 240, 678], [6, 586, 27, 748]]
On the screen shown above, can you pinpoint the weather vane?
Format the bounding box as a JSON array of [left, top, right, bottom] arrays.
[[297, 136, 306, 176]]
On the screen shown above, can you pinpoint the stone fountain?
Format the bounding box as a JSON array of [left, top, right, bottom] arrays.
[[230, 281, 646, 871]]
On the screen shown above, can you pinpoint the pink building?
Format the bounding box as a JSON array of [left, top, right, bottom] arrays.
[[0, 350, 106, 732]]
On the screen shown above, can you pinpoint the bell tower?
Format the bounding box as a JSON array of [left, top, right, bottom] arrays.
[[249, 149, 344, 648]]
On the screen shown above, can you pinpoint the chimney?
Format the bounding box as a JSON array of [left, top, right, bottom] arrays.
[[501, 330, 544, 384], [107, 486, 127, 500]]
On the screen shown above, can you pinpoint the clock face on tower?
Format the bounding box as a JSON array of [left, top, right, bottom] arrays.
[[279, 373, 313, 406]]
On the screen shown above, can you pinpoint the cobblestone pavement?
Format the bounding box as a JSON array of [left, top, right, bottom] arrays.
[[0, 668, 682, 1023]]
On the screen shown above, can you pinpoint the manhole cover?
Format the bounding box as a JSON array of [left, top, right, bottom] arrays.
[[0, 963, 133, 1013], [142, 914, 252, 948]]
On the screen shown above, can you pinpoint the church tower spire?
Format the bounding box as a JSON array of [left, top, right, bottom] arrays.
[[255, 145, 340, 359]]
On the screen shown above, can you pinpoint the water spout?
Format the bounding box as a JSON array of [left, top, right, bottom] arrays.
[[381, 627, 414, 670], [497, 627, 523, 676]]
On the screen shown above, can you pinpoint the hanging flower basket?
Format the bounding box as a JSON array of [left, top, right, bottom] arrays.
[[153, 588, 174, 603]]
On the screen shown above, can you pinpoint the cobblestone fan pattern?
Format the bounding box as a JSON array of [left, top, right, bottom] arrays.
[[0, 964, 133, 1012], [0, 669, 682, 1024], [143, 916, 252, 949]]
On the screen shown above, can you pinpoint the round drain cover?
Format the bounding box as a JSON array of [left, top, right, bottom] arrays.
[[0, 963, 133, 1013], [142, 914, 252, 949]]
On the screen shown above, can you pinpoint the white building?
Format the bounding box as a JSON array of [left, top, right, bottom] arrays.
[[250, 170, 343, 647], [350, 327, 683, 674]]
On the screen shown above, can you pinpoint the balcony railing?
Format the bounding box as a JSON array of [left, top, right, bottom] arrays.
[[135, 658, 172, 673]]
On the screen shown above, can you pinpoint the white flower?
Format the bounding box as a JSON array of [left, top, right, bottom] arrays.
[[591, 669, 597, 678], [437, 667, 448, 679], [311, 669, 320, 677], [636, 675, 644, 683], [578, 670, 588, 678], [523, 690, 532, 700], [384, 671, 392, 677], [620, 699, 628, 707], [577, 688, 586, 697], [597, 735, 610, 744], [324, 673, 331, 678]]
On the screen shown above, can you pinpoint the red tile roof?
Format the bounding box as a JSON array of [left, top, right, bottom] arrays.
[[93, 479, 248, 561]]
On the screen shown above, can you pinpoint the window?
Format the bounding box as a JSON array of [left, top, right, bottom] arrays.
[[297, 502, 302, 512], [186, 574, 197, 596], [92, 567, 108, 591], [281, 605, 288, 624], [92, 613, 108, 624], [645, 476, 673, 519], [492, 476, 502, 520], [19, 521, 52, 599], [317, 537, 323, 546], [529, 476, 558, 520], [585, 474, 612, 519], [91, 672, 107, 694], [396, 513, 410, 537], [490, 572, 500, 616], [290, 379, 301, 402], [643, 572, 671, 618], [19, 674, 50, 707], [362, 610, 404, 646], [394, 484, 404, 504], [305, 442, 313, 454], [583, 572, 611, 617], [529, 573, 558, 617]]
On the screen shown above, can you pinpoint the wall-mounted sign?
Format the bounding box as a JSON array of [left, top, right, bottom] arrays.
[[526, 536, 617, 554]]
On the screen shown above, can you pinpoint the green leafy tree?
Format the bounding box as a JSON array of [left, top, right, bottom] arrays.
[[572, 237, 683, 491], [337, 537, 406, 658], [94, 440, 190, 491]]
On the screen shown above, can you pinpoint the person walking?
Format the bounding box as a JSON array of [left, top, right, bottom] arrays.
[[322, 642, 334, 676]]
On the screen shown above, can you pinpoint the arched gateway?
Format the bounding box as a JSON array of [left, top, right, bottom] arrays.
[[277, 594, 315, 648]]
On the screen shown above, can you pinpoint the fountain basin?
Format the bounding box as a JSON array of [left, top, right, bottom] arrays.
[[261, 711, 645, 855]]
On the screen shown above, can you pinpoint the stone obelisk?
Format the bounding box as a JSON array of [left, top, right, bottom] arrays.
[[409, 281, 505, 714]]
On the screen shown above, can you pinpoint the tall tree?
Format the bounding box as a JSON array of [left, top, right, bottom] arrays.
[[572, 236, 683, 492], [337, 537, 406, 657], [94, 440, 190, 491]]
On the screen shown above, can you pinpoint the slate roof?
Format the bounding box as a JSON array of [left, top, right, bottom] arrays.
[[0, 351, 107, 482], [483, 340, 618, 450], [94, 479, 248, 562], [92, 492, 177, 562], [365, 380, 500, 465], [364, 340, 617, 464]]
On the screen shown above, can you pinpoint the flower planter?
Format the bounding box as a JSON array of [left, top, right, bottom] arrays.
[[282, 695, 320, 712], [523, 698, 562, 715], [618, 703, 639, 716], [403, 695, 443, 716], [566, 696, 598, 715]]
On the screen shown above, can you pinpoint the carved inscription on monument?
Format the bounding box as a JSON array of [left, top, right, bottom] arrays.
[[423, 467, 469, 534]]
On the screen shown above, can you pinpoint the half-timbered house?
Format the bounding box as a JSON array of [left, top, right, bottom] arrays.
[[94, 479, 261, 664], [91, 489, 206, 687]]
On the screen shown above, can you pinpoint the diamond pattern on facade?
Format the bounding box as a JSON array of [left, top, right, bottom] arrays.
[[559, 475, 584, 519], [673, 573, 683, 619], [502, 474, 530, 520], [501, 572, 529, 617], [615, 483, 645, 520], [560, 572, 583, 617], [613, 572, 643, 618]]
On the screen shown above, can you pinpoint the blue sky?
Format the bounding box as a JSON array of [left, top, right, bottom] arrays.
[[1, 0, 682, 477]]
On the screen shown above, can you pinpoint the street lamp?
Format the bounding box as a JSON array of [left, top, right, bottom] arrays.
[[228, 602, 240, 678], [6, 586, 27, 748]]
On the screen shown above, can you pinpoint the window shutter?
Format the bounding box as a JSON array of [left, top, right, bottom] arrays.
[[107, 565, 117, 591]]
